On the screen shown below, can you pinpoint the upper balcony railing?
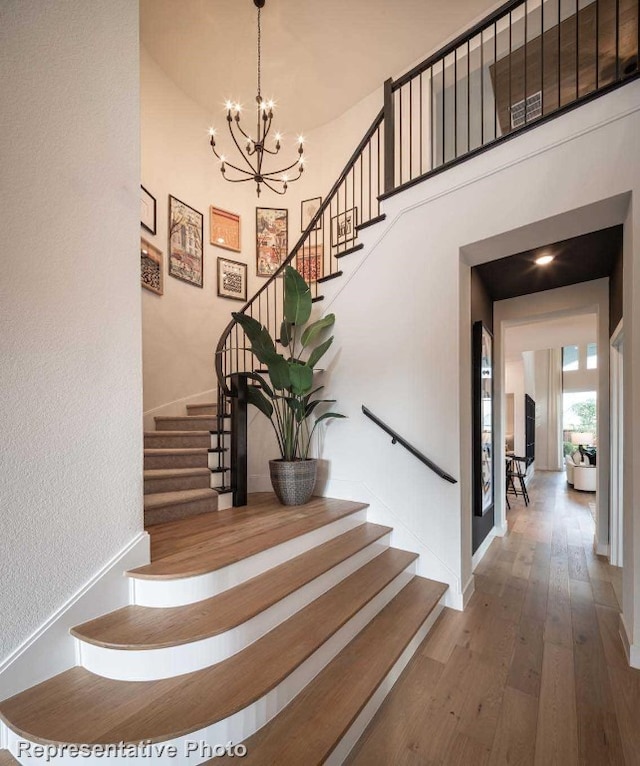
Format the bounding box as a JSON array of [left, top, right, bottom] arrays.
[[383, 0, 639, 197]]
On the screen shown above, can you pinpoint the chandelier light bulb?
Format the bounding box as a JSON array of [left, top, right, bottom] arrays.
[[225, 100, 234, 111]]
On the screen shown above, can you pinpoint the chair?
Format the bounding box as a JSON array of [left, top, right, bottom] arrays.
[[506, 455, 530, 506]]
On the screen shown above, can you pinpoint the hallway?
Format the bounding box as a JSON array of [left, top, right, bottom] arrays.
[[348, 472, 639, 765]]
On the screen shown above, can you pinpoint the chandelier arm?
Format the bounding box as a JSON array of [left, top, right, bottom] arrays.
[[262, 113, 274, 143], [232, 117, 254, 145], [219, 175, 255, 184], [227, 123, 260, 175], [220, 157, 256, 177], [261, 158, 303, 178], [261, 179, 287, 195], [261, 144, 281, 156]]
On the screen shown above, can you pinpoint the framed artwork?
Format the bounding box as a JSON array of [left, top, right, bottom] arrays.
[[296, 244, 324, 283], [473, 321, 494, 517], [331, 207, 358, 248], [301, 196, 322, 232], [140, 238, 163, 295], [168, 195, 203, 288], [217, 257, 247, 301], [256, 207, 288, 277], [210, 206, 241, 252], [141, 185, 156, 235]]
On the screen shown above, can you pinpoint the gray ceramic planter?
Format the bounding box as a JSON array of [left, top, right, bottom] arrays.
[[269, 459, 317, 506]]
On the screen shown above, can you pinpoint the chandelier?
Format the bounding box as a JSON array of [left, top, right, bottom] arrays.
[[209, 0, 305, 196]]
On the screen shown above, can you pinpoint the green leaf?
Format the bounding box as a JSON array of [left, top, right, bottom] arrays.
[[283, 397, 305, 422], [246, 386, 273, 419], [314, 412, 347, 425], [280, 320, 291, 347], [284, 266, 312, 326], [301, 314, 335, 348], [245, 372, 275, 399], [303, 386, 324, 405], [289, 362, 313, 395], [267, 355, 291, 391], [307, 336, 333, 369], [233, 312, 277, 364], [305, 399, 336, 417]]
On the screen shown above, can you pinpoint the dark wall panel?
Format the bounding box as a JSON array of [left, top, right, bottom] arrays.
[[610, 240, 624, 336]]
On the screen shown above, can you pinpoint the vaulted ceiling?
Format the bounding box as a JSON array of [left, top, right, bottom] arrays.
[[140, 0, 497, 132]]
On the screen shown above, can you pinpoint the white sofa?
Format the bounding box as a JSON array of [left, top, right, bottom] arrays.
[[573, 464, 597, 492]]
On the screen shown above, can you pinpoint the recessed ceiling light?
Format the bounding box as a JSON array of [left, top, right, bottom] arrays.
[[535, 254, 554, 265]]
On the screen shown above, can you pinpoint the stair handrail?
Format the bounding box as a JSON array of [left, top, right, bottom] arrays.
[[215, 107, 384, 397], [362, 405, 457, 484]]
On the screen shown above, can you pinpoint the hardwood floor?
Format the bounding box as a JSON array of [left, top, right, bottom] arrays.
[[348, 471, 640, 765]]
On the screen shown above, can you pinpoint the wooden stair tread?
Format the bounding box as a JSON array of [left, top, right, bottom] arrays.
[[144, 468, 211, 479], [154, 415, 218, 422], [143, 447, 209, 455], [0, 549, 417, 745], [72, 523, 392, 649], [144, 430, 212, 437], [214, 576, 447, 765], [0, 751, 18, 765], [143, 488, 218, 510], [137, 493, 369, 577]]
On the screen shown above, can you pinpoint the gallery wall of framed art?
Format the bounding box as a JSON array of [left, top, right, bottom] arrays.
[[473, 320, 494, 518]]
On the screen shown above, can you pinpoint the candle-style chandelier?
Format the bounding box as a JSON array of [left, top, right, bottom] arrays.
[[209, 0, 305, 196]]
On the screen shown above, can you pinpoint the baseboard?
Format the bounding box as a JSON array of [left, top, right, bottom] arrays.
[[0, 532, 149, 699], [620, 613, 640, 669], [461, 576, 475, 608], [472, 526, 499, 570], [143, 388, 218, 430], [594, 539, 610, 557]]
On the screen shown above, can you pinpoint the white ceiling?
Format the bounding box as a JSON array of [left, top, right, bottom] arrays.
[[505, 313, 598, 358], [140, 0, 498, 132]]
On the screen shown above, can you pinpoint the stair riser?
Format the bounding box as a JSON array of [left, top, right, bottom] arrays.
[[326, 599, 445, 766], [144, 434, 212, 449], [144, 496, 218, 526], [144, 453, 209, 470], [186, 405, 217, 416], [156, 418, 218, 431], [130, 510, 368, 607], [5, 567, 415, 764], [144, 473, 211, 494], [77, 535, 392, 681]]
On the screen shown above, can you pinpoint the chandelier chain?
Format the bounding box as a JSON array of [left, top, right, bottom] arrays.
[[257, 7, 261, 98]]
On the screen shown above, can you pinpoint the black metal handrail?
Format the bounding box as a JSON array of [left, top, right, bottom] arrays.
[[362, 405, 457, 484]]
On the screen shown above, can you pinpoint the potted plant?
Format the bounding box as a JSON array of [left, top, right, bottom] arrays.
[[232, 266, 345, 505]]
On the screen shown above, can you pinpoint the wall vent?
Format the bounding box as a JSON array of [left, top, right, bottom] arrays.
[[510, 91, 542, 129]]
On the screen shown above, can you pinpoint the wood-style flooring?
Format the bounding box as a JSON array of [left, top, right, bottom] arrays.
[[348, 471, 640, 765]]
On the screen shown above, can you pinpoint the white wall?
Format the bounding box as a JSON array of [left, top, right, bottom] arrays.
[[505, 357, 526, 457], [0, 1, 142, 663], [248, 79, 639, 615]]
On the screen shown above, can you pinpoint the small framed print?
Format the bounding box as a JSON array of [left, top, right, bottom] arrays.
[[210, 206, 241, 252], [217, 257, 247, 301], [296, 244, 324, 283], [331, 207, 358, 248], [301, 196, 322, 232], [169, 195, 203, 288], [256, 207, 288, 277], [141, 185, 156, 235], [140, 238, 163, 295]]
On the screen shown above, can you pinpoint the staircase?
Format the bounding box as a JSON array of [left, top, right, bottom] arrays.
[[0, 495, 448, 763], [143, 401, 232, 524]]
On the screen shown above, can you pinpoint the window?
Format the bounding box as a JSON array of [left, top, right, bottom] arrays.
[[587, 342, 598, 369], [563, 346, 579, 371], [563, 391, 597, 455]]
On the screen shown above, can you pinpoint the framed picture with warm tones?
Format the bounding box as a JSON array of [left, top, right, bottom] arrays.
[[168, 195, 203, 288], [296, 244, 324, 283], [141, 185, 156, 235], [331, 207, 358, 248], [301, 196, 322, 232], [140, 238, 163, 295], [217, 257, 247, 301], [256, 207, 288, 277], [473, 321, 494, 517], [210, 206, 241, 252]]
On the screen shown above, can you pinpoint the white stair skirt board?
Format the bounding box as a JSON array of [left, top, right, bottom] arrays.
[[131, 509, 367, 607], [215, 491, 233, 510], [0, 533, 149, 701], [77, 535, 391, 681], [4, 565, 416, 766], [325, 598, 445, 766]]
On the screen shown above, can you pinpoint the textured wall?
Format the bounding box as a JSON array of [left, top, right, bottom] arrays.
[[0, 0, 142, 661]]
